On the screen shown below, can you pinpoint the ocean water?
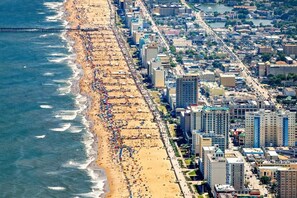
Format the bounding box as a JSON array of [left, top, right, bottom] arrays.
[[0, 0, 105, 197]]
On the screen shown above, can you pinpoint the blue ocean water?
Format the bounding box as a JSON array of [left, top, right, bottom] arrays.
[[0, 0, 105, 197]]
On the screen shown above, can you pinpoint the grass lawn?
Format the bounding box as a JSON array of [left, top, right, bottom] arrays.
[[150, 91, 160, 103], [158, 105, 168, 115], [168, 124, 176, 137], [185, 159, 192, 166], [188, 170, 197, 177], [178, 159, 185, 168]]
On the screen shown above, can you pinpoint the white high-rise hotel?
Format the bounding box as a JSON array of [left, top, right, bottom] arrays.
[[245, 109, 296, 147]]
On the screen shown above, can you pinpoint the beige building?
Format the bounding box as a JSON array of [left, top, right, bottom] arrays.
[[152, 67, 165, 88], [172, 38, 192, 51], [258, 46, 273, 54], [202, 146, 216, 179], [157, 54, 170, 69], [200, 70, 215, 82], [207, 148, 226, 191], [142, 43, 158, 68], [245, 109, 296, 148], [258, 166, 287, 182], [283, 44, 297, 56], [219, 74, 235, 87], [148, 58, 161, 78], [277, 168, 297, 198], [192, 133, 212, 156], [133, 31, 144, 45]]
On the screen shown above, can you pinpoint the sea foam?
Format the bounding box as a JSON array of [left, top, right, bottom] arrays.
[[50, 123, 71, 132], [40, 105, 53, 109], [47, 186, 66, 191], [35, 135, 46, 139], [54, 110, 78, 121]]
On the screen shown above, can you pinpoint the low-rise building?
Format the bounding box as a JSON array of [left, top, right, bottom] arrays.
[[283, 44, 297, 56], [172, 38, 192, 51], [258, 46, 273, 54], [200, 70, 215, 82], [214, 184, 235, 198], [220, 74, 236, 88], [258, 166, 288, 182], [267, 61, 297, 76]]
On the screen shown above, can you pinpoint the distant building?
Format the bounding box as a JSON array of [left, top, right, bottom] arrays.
[[157, 5, 179, 17], [257, 62, 270, 77], [245, 109, 296, 148], [201, 82, 225, 97], [176, 75, 199, 109], [200, 70, 215, 82], [229, 99, 275, 120], [133, 31, 144, 45], [277, 168, 297, 198], [283, 44, 297, 56], [258, 166, 287, 182], [258, 46, 273, 54], [267, 61, 297, 76], [220, 74, 236, 87], [283, 88, 296, 97], [172, 38, 193, 51]]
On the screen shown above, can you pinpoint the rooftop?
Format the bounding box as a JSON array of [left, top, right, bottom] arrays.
[[226, 157, 244, 164], [202, 106, 229, 111], [214, 184, 235, 192]]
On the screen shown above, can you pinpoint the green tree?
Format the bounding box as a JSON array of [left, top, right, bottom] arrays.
[[170, 45, 176, 55], [261, 53, 272, 62], [260, 176, 271, 185], [170, 62, 176, 67], [176, 54, 183, 64]]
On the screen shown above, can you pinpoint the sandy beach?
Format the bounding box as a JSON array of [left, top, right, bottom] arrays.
[[64, 0, 181, 197]]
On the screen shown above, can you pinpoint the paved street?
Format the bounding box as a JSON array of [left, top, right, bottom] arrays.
[[136, 0, 185, 76], [180, 0, 278, 107]]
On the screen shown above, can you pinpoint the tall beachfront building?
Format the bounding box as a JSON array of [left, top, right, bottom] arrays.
[[202, 106, 230, 145], [245, 109, 296, 148], [180, 105, 230, 149], [206, 148, 226, 191], [225, 155, 245, 191], [142, 43, 158, 68], [176, 75, 199, 109]]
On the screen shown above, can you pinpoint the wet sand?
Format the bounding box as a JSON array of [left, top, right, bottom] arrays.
[[64, 0, 181, 197]]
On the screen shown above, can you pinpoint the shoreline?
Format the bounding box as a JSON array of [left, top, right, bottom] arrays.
[[64, 0, 182, 197], [61, 2, 109, 197], [63, 0, 123, 196]]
